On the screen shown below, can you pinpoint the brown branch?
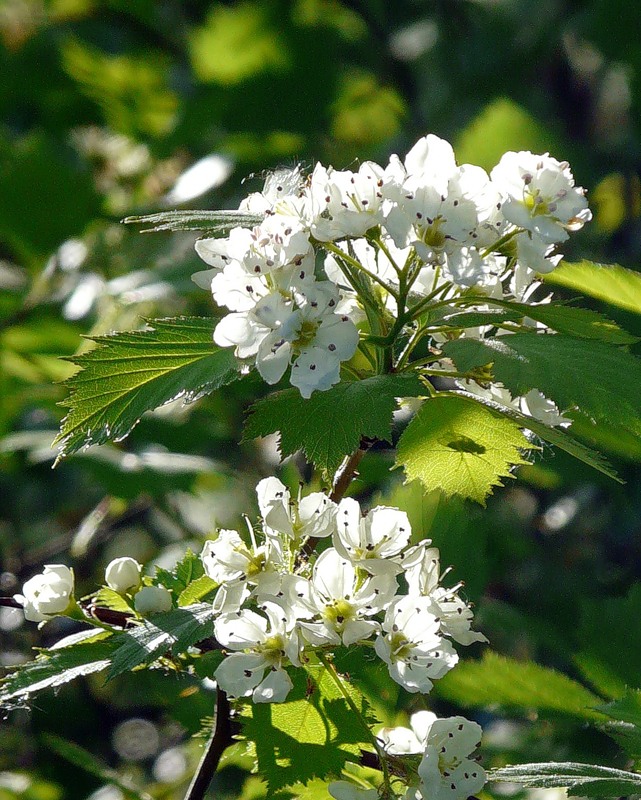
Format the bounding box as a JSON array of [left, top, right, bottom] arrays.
[[184, 689, 232, 800], [0, 596, 23, 609]]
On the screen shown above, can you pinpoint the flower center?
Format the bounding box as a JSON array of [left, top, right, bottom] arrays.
[[322, 599, 356, 627]]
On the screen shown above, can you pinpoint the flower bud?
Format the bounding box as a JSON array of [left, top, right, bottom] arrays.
[[134, 586, 172, 615], [15, 564, 74, 623], [105, 557, 142, 594]]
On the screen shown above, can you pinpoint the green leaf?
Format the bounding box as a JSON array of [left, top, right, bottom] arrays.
[[240, 665, 375, 792], [123, 209, 263, 234], [454, 389, 620, 482], [395, 395, 531, 505], [489, 762, 641, 797], [244, 374, 426, 475], [0, 636, 115, 707], [92, 587, 135, 614], [55, 317, 239, 460], [543, 260, 641, 316], [44, 734, 152, 800], [596, 690, 641, 759], [177, 575, 218, 606], [438, 301, 637, 344], [435, 651, 605, 722], [443, 333, 641, 435], [108, 603, 215, 679], [155, 549, 205, 594]]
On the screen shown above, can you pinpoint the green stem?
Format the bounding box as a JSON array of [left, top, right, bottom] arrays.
[[317, 652, 393, 795], [323, 240, 400, 300]]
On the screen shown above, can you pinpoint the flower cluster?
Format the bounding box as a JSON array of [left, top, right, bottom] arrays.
[[199, 477, 485, 704], [193, 134, 590, 408]]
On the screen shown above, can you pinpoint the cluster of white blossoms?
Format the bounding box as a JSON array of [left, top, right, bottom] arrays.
[[199, 476, 486, 705], [193, 134, 590, 406]]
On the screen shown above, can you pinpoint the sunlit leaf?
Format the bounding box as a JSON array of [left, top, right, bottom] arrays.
[[55, 317, 239, 460], [395, 395, 531, 505], [543, 260, 641, 316]]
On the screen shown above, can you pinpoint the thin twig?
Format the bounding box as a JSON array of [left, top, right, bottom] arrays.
[[183, 689, 232, 800]]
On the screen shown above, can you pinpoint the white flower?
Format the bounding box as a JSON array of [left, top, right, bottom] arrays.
[[491, 151, 591, 244], [378, 711, 485, 800], [309, 161, 388, 242], [297, 548, 396, 646], [417, 715, 485, 800], [374, 595, 458, 692], [105, 557, 141, 594], [15, 564, 74, 623], [134, 585, 173, 615], [256, 477, 337, 541], [401, 544, 487, 646], [334, 498, 411, 574], [201, 529, 270, 584], [214, 602, 300, 702]]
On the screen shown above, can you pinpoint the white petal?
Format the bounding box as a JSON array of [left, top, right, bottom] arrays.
[[253, 667, 293, 703], [215, 652, 266, 698]]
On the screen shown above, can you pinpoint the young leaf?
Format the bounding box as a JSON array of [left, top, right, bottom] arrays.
[[177, 575, 217, 606], [55, 317, 239, 460], [435, 651, 605, 722], [243, 374, 426, 474], [123, 209, 263, 234], [0, 637, 115, 707], [395, 394, 531, 505], [108, 602, 215, 679], [543, 259, 641, 316], [155, 549, 205, 594], [443, 334, 641, 435], [240, 665, 375, 792], [489, 762, 641, 797]]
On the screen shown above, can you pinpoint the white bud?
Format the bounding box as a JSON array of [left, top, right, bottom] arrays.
[[134, 586, 172, 615], [105, 557, 142, 594], [15, 564, 74, 623]]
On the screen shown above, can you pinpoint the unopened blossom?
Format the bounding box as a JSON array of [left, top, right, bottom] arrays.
[[105, 557, 141, 594], [134, 585, 172, 615], [214, 602, 300, 702], [375, 595, 458, 692], [15, 565, 74, 623], [334, 498, 411, 574], [491, 150, 591, 244], [297, 548, 396, 646], [256, 477, 337, 541]]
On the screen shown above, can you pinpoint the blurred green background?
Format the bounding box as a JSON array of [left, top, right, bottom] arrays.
[[2, 0, 641, 798]]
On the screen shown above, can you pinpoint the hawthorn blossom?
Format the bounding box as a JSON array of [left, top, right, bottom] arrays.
[[379, 711, 485, 800], [256, 476, 337, 541], [296, 548, 396, 646], [417, 714, 485, 800], [401, 543, 487, 646], [214, 602, 300, 702], [201, 529, 271, 584], [334, 498, 411, 574], [134, 585, 172, 615], [375, 595, 458, 692], [490, 150, 591, 244]]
